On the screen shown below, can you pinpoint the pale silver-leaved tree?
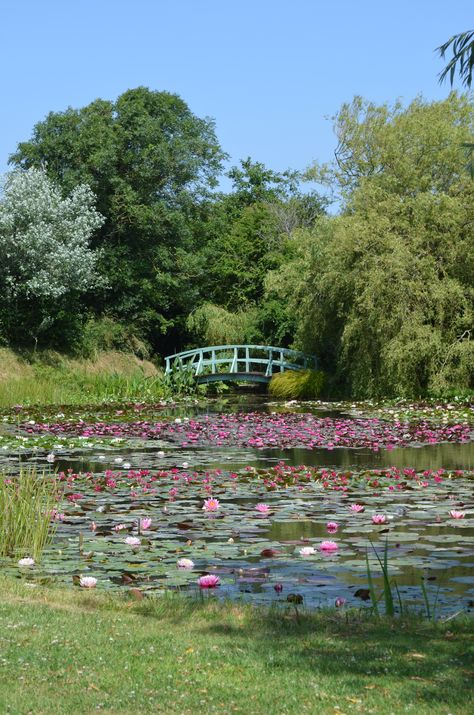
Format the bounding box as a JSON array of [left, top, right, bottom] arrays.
[[0, 167, 104, 300]]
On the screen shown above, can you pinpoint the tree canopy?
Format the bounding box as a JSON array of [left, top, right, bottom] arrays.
[[0, 168, 103, 347], [270, 93, 474, 397], [10, 87, 226, 352]]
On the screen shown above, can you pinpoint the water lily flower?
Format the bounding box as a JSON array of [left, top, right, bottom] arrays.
[[319, 540, 338, 552], [335, 597, 346, 607], [140, 517, 152, 530], [122, 462, 131, 469], [203, 497, 220, 511], [449, 510, 465, 519], [177, 558, 194, 570], [79, 576, 97, 588], [299, 546, 316, 556], [46, 453, 55, 463], [274, 583, 283, 593], [198, 574, 220, 588], [349, 504, 365, 512], [255, 503, 271, 513], [114, 523, 127, 532], [157, 451, 165, 458], [125, 536, 141, 547], [372, 514, 387, 525], [90, 521, 97, 532], [18, 557, 35, 567], [326, 521, 339, 533], [114, 457, 123, 464]]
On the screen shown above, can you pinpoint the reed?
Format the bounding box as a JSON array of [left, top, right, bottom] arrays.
[[0, 467, 60, 560]]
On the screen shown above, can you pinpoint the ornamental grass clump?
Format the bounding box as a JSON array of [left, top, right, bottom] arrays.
[[0, 467, 60, 561], [268, 369, 326, 399]]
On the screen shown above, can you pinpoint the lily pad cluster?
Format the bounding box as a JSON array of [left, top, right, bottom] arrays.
[[19, 412, 473, 451]]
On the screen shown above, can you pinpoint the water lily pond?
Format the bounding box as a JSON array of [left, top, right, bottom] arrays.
[[2, 396, 474, 615]]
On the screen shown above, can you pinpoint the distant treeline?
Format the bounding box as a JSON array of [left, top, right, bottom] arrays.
[[1, 88, 473, 398]]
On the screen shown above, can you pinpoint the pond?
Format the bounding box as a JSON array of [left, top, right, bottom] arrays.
[[2, 395, 474, 615]]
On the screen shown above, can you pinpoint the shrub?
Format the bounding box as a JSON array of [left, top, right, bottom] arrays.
[[268, 369, 326, 399]]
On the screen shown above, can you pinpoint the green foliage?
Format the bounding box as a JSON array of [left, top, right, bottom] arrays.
[[438, 31, 474, 88], [10, 87, 226, 353], [162, 361, 198, 395], [0, 349, 166, 407], [277, 94, 474, 398], [268, 369, 326, 399], [186, 302, 259, 345], [0, 468, 59, 560], [80, 317, 150, 360]]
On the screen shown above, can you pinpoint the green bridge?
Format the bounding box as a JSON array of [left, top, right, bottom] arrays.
[[164, 345, 317, 384]]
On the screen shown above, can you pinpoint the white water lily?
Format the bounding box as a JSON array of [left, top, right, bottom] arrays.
[[18, 557, 35, 567], [299, 546, 316, 556], [79, 576, 97, 588], [125, 536, 141, 547], [177, 558, 194, 570]]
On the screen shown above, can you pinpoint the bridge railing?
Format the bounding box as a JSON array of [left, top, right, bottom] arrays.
[[165, 345, 316, 379]]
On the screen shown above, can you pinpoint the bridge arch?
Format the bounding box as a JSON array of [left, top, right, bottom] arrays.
[[164, 345, 317, 384]]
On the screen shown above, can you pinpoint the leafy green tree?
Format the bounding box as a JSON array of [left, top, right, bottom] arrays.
[[0, 168, 103, 348], [10, 87, 226, 353], [275, 94, 474, 397], [197, 159, 326, 324]]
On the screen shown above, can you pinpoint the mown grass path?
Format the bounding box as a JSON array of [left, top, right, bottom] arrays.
[[0, 578, 473, 714]]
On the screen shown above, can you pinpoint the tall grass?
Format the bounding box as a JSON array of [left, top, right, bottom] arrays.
[[0, 348, 171, 407], [268, 369, 326, 399], [0, 468, 60, 560]]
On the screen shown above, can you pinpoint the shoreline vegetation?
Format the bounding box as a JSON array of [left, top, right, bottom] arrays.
[[1, 348, 473, 408], [0, 576, 473, 714]]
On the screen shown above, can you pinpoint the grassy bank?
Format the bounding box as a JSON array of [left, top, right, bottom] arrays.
[[0, 578, 472, 714], [0, 348, 166, 407]]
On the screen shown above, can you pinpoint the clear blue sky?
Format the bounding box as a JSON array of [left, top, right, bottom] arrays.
[[0, 0, 472, 186]]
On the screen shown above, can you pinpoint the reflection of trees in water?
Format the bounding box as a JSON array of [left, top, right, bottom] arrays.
[[264, 443, 474, 471]]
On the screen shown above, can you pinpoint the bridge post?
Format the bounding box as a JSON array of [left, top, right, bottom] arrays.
[[231, 347, 238, 373], [280, 350, 284, 372], [245, 347, 250, 373], [211, 349, 216, 374], [165, 357, 170, 374]]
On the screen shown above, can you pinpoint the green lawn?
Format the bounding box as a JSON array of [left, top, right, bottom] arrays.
[[0, 578, 472, 714]]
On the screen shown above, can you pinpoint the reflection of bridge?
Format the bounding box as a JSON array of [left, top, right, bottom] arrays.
[[165, 345, 317, 384]]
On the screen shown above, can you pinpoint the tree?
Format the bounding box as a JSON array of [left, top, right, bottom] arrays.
[[274, 94, 474, 397], [10, 87, 226, 353], [0, 168, 103, 347], [437, 31, 474, 88]]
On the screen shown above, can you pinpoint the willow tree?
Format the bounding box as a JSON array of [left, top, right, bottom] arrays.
[[272, 93, 474, 397]]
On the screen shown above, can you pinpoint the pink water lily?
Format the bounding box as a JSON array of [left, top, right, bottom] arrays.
[[319, 540, 338, 552], [372, 514, 387, 524], [449, 510, 465, 519], [349, 504, 365, 512], [255, 503, 271, 513], [140, 517, 152, 530], [335, 597, 346, 607], [198, 574, 220, 588], [203, 497, 220, 511], [326, 521, 339, 533]]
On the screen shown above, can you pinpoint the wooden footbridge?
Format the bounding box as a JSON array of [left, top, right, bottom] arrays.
[[164, 345, 317, 384]]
